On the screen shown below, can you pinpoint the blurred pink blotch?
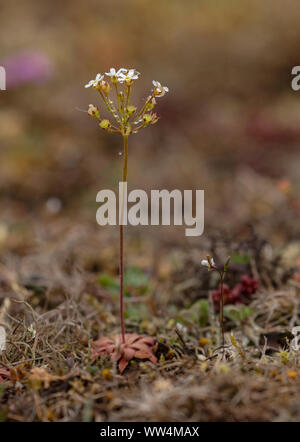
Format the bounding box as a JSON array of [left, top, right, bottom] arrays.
[[1, 50, 54, 88]]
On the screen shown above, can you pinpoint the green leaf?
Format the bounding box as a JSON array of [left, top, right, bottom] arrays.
[[178, 299, 210, 327], [196, 299, 210, 327], [124, 267, 150, 288], [98, 267, 151, 296], [230, 253, 251, 265], [98, 273, 119, 293], [126, 304, 150, 321], [224, 305, 254, 324]]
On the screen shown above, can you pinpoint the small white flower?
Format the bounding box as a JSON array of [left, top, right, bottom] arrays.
[[291, 326, 300, 351], [119, 69, 140, 84], [152, 80, 169, 97], [105, 68, 127, 82], [46, 197, 62, 214], [201, 257, 216, 268], [176, 322, 187, 334], [85, 73, 104, 88], [28, 323, 36, 338]]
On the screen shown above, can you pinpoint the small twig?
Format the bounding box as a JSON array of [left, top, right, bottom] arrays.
[[175, 326, 190, 355]]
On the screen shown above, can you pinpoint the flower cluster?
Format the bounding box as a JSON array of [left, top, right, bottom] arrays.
[[212, 274, 260, 310], [85, 68, 168, 136]]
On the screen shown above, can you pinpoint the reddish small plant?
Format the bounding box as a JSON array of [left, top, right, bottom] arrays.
[[237, 274, 260, 298], [212, 274, 260, 310], [91, 333, 157, 373], [212, 283, 238, 309]]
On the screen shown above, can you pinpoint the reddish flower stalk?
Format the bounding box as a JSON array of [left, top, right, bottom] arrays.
[[119, 223, 125, 344], [219, 272, 225, 351], [119, 135, 128, 344]]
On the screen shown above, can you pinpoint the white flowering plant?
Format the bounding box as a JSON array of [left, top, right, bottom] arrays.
[[84, 68, 168, 372], [201, 255, 231, 355]]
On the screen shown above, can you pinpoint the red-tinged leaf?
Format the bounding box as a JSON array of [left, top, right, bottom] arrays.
[[134, 350, 153, 359], [140, 337, 155, 345], [89, 333, 157, 373], [93, 337, 114, 348], [123, 333, 140, 345], [118, 359, 129, 373], [131, 342, 153, 352], [123, 347, 135, 361], [148, 354, 157, 364]]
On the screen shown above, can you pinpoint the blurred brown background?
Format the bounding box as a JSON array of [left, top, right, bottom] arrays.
[[1, 0, 300, 252]]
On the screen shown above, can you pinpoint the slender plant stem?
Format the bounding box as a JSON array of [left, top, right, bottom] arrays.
[[133, 91, 155, 124], [114, 83, 123, 121], [219, 271, 225, 356], [119, 135, 129, 344]]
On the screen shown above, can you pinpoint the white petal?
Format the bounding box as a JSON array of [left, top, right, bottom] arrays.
[[291, 337, 300, 351], [201, 260, 209, 267], [106, 68, 115, 77], [95, 73, 103, 82], [292, 326, 300, 336]]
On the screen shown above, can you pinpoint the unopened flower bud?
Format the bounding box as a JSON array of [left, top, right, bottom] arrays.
[[99, 119, 111, 129], [150, 113, 159, 124], [88, 104, 100, 119], [127, 105, 137, 116], [99, 80, 110, 95], [142, 114, 152, 125]]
